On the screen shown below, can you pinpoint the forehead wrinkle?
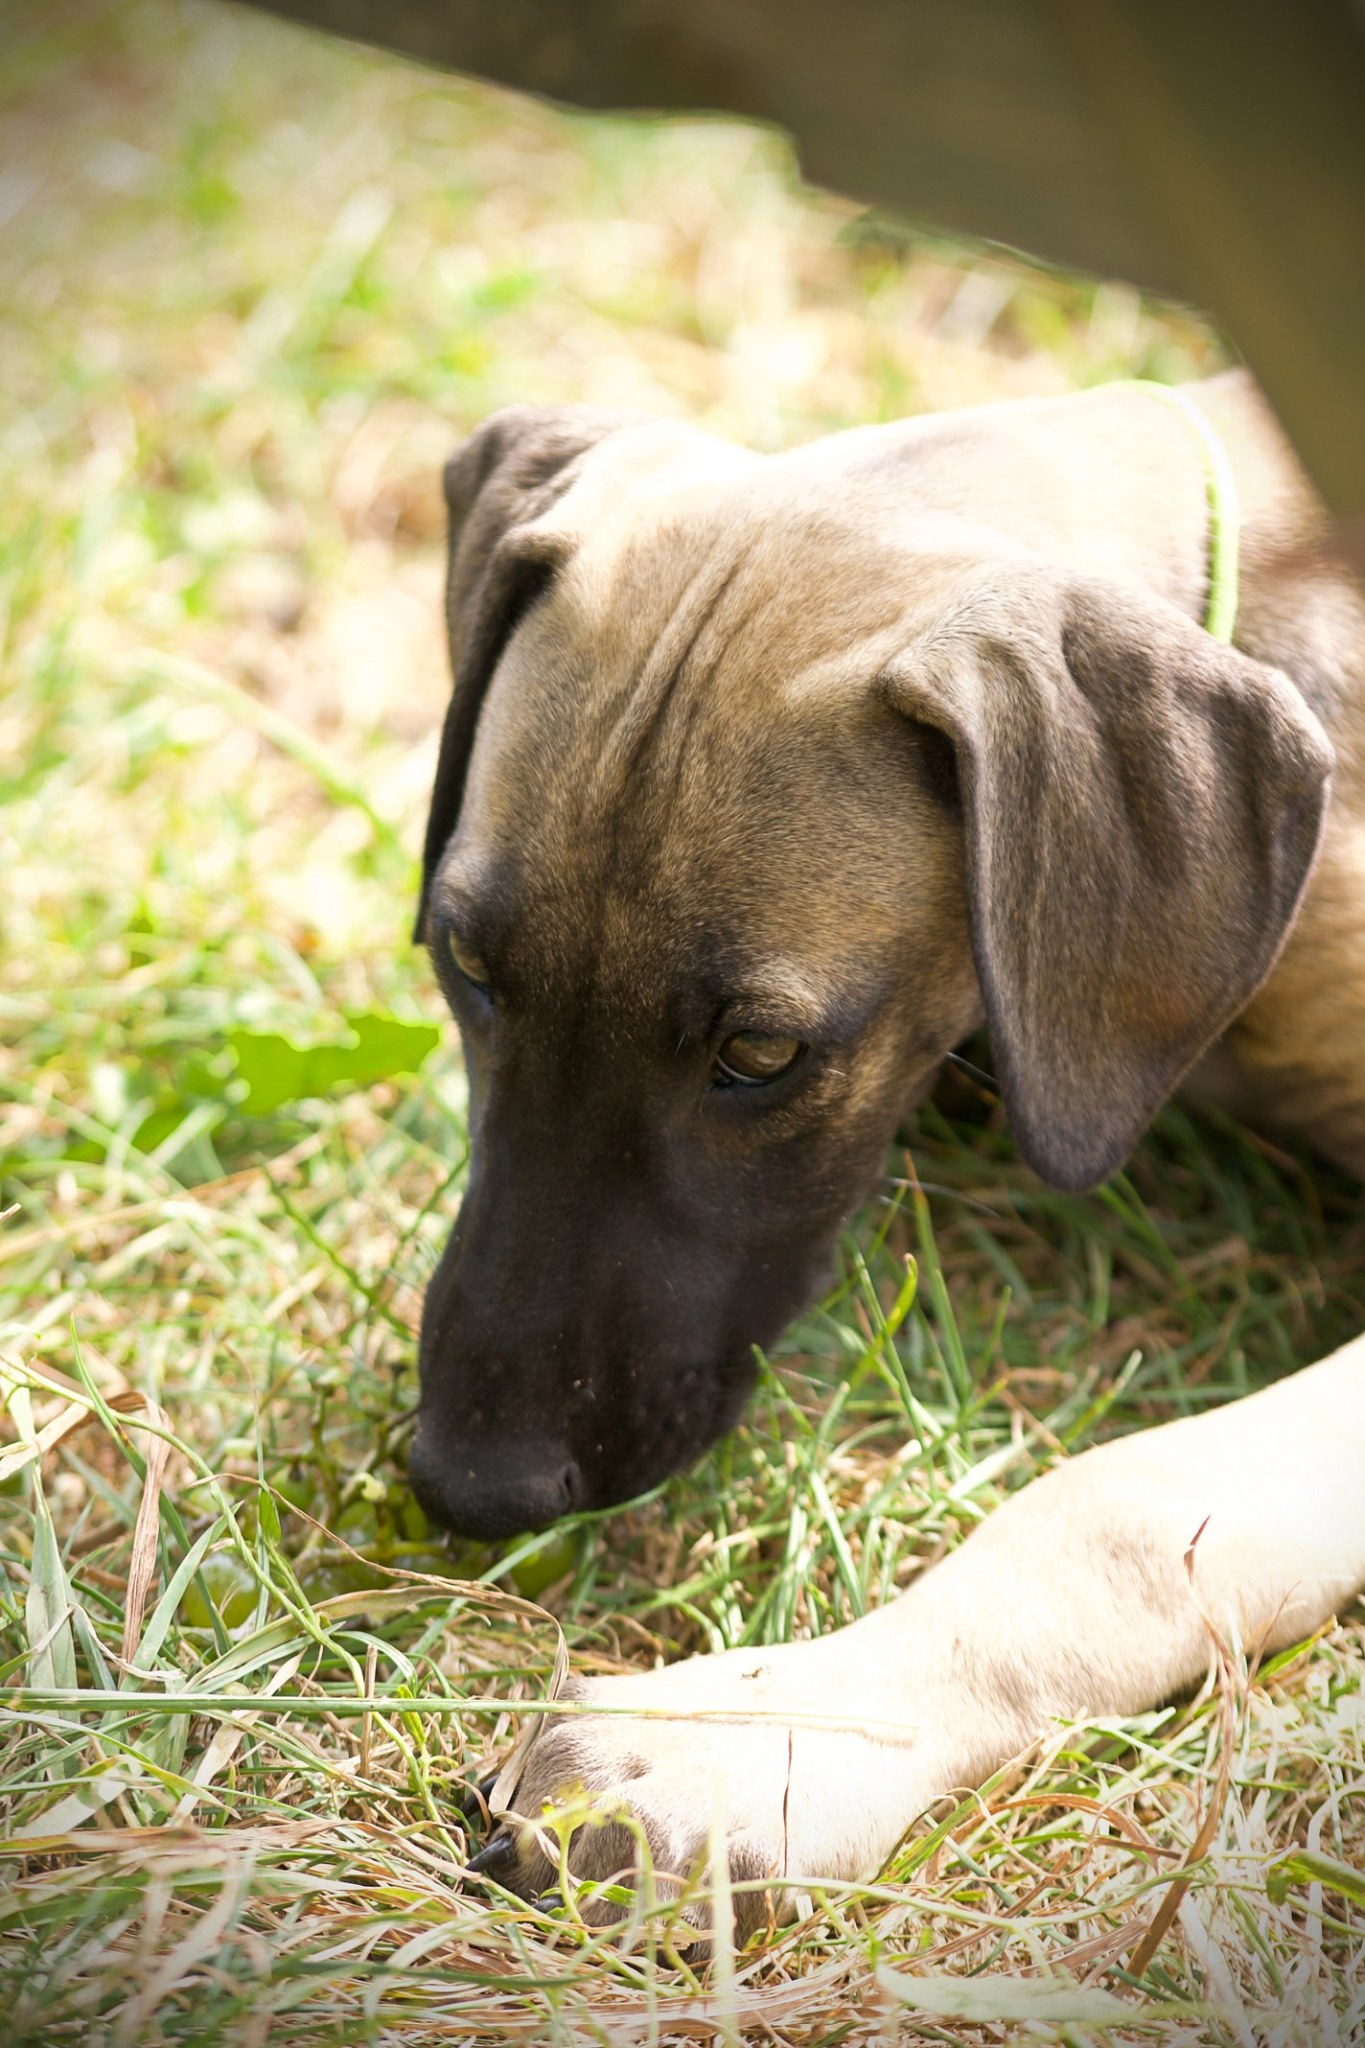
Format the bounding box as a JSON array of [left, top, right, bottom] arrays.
[[453, 484, 962, 1026], [539, 492, 934, 859], [584, 542, 745, 811]]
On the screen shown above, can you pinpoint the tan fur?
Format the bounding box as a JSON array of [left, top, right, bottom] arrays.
[[426, 373, 1365, 1925], [436, 373, 1362, 1179], [504, 1336, 1365, 1936], [1215, 834, 1365, 1173]]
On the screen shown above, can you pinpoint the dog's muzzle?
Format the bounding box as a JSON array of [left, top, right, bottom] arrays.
[[408, 1422, 586, 1540]]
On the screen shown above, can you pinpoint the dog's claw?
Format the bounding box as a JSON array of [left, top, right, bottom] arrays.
[[532, 1888, 565, 1913], [456, 1769, 499, 1822], [466, 1829, 519, 1877]]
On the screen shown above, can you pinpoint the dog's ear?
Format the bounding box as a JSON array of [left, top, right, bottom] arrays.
[[416, 405, 626, 936], [880, 572, 1333, 1189]]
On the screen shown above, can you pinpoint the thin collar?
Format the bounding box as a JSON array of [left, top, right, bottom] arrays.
[[1115, 379, 1242, 644]]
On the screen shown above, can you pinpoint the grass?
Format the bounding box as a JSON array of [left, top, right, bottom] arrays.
[[2, 0, 1364, 2040]]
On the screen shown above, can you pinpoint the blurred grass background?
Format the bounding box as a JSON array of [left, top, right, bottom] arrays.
[[2, 1, 1363, 2040]]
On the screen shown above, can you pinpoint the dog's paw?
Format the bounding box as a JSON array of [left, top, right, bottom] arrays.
[[463, 1641, 927, 1939]]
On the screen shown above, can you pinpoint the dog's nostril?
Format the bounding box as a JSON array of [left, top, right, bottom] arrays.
[[408, 1428, 588, 1538], [559, 1460, 584, 1510]]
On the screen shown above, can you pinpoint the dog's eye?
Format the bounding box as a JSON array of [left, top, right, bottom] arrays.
[[447, 930, 492, 993], [715, 1032, 804, 1085]]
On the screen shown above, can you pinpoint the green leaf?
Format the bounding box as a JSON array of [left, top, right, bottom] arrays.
[[876, 1963, 1133, 2024], [224, 1012, 440, 1116], [24, 1449, 79, 1780], [27, 1475, 77, 1697], [1267, 1849, 1365, 1908], [258, 1489, 282, 1545], [132, 1515, 228, 1673], [10, 1759, 146, 1843]]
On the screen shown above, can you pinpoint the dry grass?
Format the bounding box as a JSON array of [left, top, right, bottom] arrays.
[[2, 1, 1363, 2041]]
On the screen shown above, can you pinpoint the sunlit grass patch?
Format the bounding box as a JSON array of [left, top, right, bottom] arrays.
[[2, 0, 1363, 2040]]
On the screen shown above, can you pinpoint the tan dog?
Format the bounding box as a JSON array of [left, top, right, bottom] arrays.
[[411, 372, 1365, 1930]]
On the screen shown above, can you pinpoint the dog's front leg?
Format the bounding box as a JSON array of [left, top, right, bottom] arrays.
[[474, 1336, 1365, 1936]]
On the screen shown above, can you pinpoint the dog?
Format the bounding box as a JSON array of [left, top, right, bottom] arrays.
[[408, 370, 1365, 1932]]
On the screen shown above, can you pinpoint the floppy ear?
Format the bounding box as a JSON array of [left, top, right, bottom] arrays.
[[416, 404, 627, 937], [880, 572, 1333, 1190]]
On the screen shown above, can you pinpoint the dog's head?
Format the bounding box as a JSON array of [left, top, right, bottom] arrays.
[[409, 403, 1331, 1538]]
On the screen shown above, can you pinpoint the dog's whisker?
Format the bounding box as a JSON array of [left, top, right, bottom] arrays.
[[943, 1049, 1000, 1089], [883, 1180, 1004, 1220]]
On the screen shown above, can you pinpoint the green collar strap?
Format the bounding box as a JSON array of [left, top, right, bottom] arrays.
[[1116, 379, 1242, 644]]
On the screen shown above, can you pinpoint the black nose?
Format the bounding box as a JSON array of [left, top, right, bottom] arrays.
[[408, 1426, 584, 1540]]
